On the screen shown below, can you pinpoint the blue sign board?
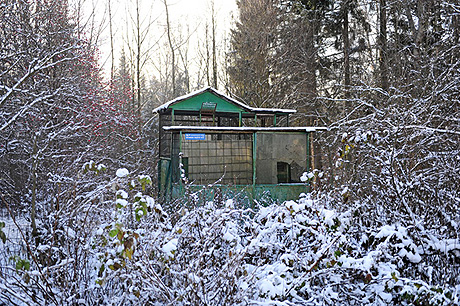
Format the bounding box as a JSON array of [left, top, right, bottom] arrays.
[[185, 133, 206, 140]]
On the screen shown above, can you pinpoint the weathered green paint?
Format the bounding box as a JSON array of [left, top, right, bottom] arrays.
[[158, 158, 172, 196], [254, 184, 308, 203], [170, 183, 308, 207], [169, 91, 248, 113], [306, 132, 310, 173], [252, 132, 257, 188], [158, 159, 162, 194], [306, 132, 312, 193]]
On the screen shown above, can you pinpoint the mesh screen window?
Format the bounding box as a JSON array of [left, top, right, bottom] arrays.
[[181, 133, 253, 185]]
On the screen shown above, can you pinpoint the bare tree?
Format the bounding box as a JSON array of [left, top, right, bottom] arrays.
[[163, 0, 176, 97], [342, 0, 351, 100], [378, 0, 388, 91], [210, 0, 218, 89], [108, 0, 115, 80]]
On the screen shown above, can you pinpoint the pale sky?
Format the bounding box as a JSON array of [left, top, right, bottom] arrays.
[[80, 0, 238, 81]]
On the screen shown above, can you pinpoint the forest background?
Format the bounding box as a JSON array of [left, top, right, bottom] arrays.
[[0, 0, 459, 305]]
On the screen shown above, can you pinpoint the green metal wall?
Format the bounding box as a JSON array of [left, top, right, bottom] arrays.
[[164, 183, 309, 207]]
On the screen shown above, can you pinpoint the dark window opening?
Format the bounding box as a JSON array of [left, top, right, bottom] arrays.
[[277, 162, 291, 183]]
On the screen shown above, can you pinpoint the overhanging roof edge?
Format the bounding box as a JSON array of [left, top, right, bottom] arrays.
[[162, 125, 327, 132]]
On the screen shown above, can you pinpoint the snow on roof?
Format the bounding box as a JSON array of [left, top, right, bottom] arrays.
[[162, 126, 327, 133], [153, 86, 296, 114], [153, 87, 213, 113], [249, 107, 296, 114]]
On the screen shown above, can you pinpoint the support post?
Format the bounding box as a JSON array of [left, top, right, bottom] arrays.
[[179, 130, 183, 195], [306, 132, 311, 193], [158, 159, 161, 194], [252, 132, 257, 203]]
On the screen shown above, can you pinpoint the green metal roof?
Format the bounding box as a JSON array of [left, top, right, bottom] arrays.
[[153, 87, 296, 115], [171, 91, 244, 113]]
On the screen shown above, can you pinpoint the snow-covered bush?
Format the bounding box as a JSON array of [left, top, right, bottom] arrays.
[[1, 165, 459, 305], [89, 170, 170, 303], [145, 193, 458, 305]]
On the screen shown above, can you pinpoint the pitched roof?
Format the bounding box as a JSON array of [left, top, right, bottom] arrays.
[[153, 87, 296, 114]]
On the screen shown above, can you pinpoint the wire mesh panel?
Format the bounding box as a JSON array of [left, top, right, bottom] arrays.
[[159, 114, 172, 158], [160, 113, 240, 158], [181, 132, 253, 185]]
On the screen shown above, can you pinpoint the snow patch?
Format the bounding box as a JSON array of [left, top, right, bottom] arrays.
[[115, 199, 128, 207], [116, 168, 129, 178], [322, 209, 336, 226], [162, 238, 179, 259], [116, 190, 128, 199]]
